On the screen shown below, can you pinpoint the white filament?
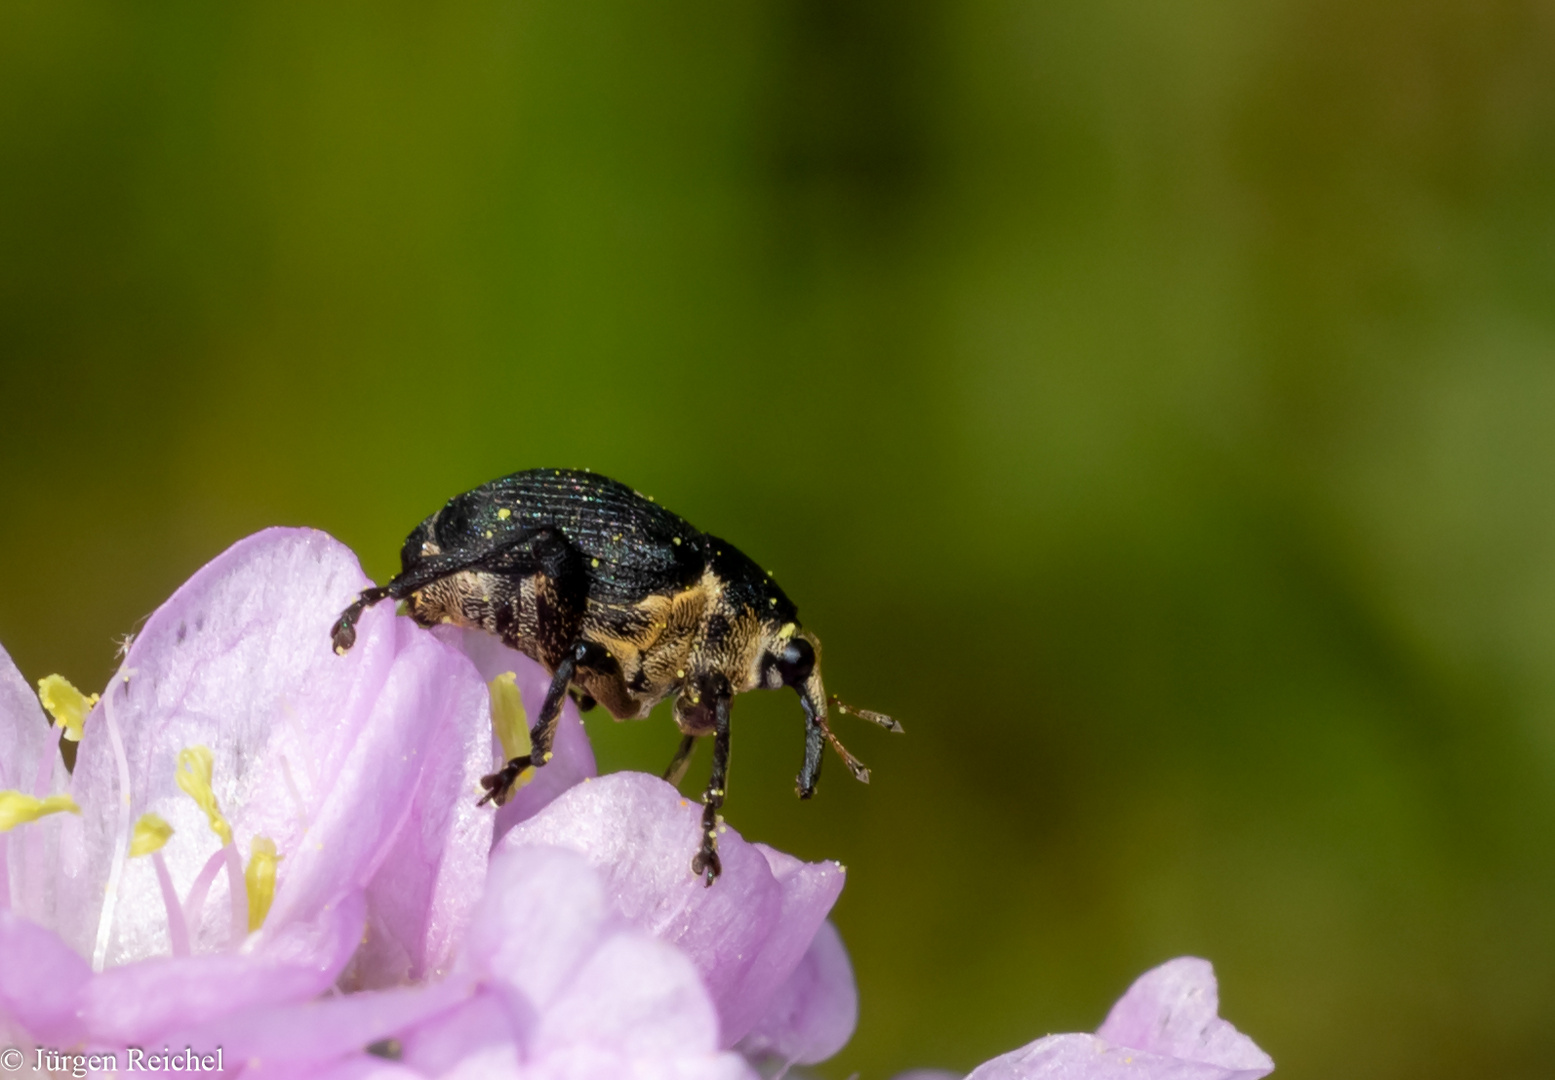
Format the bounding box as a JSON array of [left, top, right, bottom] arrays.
[[90, 671, 136, 973]]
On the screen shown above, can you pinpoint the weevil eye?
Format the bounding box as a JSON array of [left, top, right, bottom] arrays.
[[774, 637, 814, 688]]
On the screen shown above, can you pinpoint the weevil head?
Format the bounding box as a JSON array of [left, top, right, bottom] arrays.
[[763, 623, 826, 722]]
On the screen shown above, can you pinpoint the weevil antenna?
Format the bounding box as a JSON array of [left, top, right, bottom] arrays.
[[797, 680, 872, 788], [828, 693, 903, 734], [822, 721, 871, 784]]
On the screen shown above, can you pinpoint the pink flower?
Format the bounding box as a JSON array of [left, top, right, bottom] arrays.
[[898, 957, 1274, 1080], [0, 529, 853, 1076], [176, 846, 761, 1079], [497, 772, 856, 1064], [0, 529, 495, 1049]]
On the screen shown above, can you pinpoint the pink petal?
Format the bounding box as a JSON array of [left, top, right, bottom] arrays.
[[80, 892, 366, 1046], [0, 642, 61, 794], [54, 528, 490, 979], [1096, 958, 1273, 1076], [534, 933, 721, 1059], [0, 643, 71, 926], [429, 846, 751, 1078], [459, 845, 610, 1012], [966, 1032, 1252, 1080], [496, 773, 845, 1048], [170, 975, 476, 1070], [0, 910, 91, 1045], [288, 1058, 427, 1080], [436, 626, 596, 842], [736, 920, 857, 1066], [400, 989, 525, 1076], [524, 1047, 757, 1080], [962, 959, 1274, 1080], [347, 644, 493, 988]]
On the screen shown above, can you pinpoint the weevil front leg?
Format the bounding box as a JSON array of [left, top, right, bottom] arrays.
[[479, 641, 609, 805], [690, 690, 732, 887]]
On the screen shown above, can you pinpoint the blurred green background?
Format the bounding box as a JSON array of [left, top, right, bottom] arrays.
[[3, 2, 1554, 1077]]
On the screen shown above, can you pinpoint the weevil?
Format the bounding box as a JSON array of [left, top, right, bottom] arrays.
[[330, 468, 899, 885]]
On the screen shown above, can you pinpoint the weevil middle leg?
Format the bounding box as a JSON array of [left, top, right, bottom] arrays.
[[663, 734, 698, 786]]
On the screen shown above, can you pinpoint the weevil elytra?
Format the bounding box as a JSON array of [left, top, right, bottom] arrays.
[[331, 468, 899, 885]]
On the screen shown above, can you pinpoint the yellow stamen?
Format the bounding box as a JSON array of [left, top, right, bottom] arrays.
[[37, 674, 100, 742], [175, 746, 233, 847], [487, 672, 536, 790], [0, 791, 80, 832], [128, 812, 174, 857], [245, 836, 282, 932]]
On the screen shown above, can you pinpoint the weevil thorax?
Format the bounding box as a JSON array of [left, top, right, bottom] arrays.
[[701, 538, 826, 710], [395, 517, 485, 632]]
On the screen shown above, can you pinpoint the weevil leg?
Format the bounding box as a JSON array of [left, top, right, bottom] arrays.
[[329, 586, 394, 654], [478, 641, 595, 806], [663, 734, 697, 786], [690, 691, 732, 887]]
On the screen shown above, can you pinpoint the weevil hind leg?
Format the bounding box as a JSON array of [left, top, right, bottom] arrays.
[[663, 734, 698, 787], [477, 753, 533, 806]]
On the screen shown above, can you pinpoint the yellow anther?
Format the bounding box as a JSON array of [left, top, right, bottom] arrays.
[[175, 746, 233, 847], [677, 669, 686, 679], [129, 813, 174, 857], [487, 673, 536, 790], [0, 791, 80, 832], [497, 508, 512, 520], [245, 836, 282, 932], [591, 558, 600, 568], [672, 537, 681, 546], [38, 674, 99, 742]]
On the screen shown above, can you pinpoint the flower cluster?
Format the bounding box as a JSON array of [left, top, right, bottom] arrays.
[[0, 529, 1273, 1079]]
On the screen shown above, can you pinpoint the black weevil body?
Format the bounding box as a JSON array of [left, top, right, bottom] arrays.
[[330, 468, 898, 885]]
